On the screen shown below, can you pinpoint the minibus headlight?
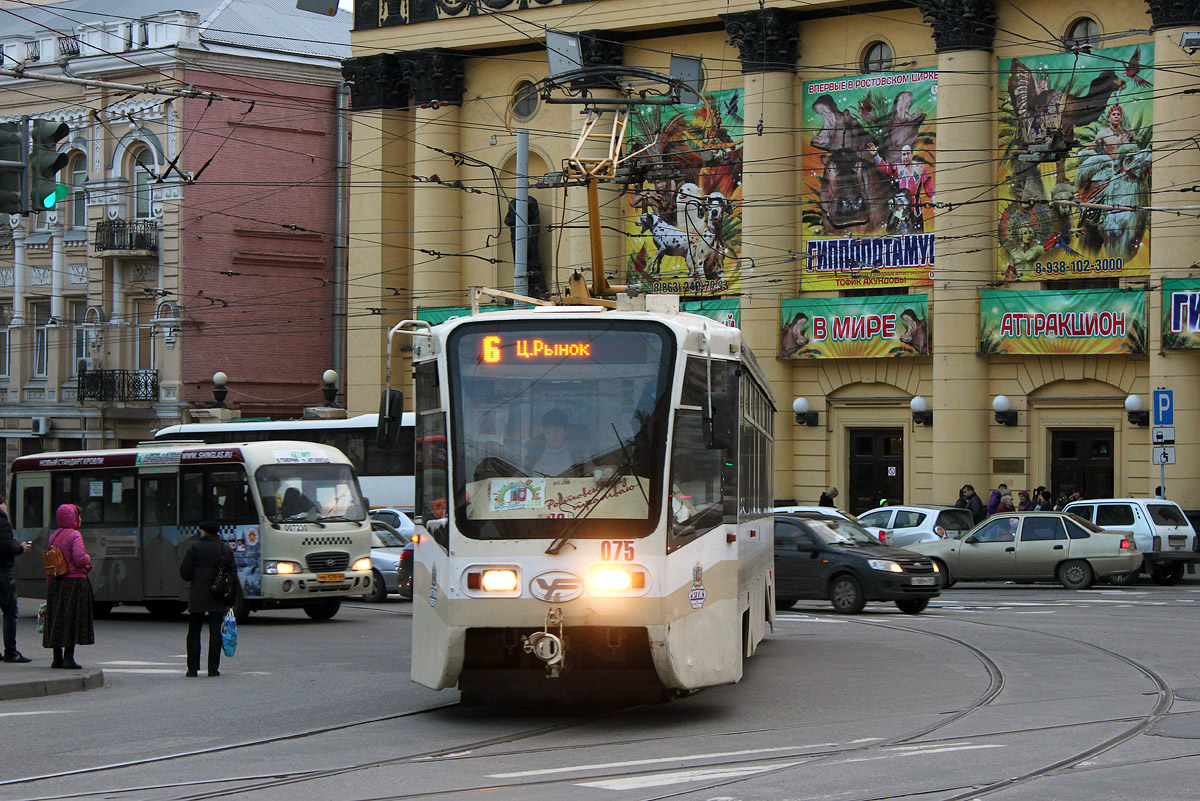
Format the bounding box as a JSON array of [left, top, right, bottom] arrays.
[[265, 560, 302, 575], [592, 568, 633, 592], [481, 569, 518, 592], [352, 557, 372, 572]]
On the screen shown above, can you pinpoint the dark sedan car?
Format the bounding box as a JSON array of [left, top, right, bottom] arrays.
[[774, 514, 940, 614]]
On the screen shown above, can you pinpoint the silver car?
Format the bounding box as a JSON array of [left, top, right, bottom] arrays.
[[857, 505, 975, 548], [363, 520, 411, 602]]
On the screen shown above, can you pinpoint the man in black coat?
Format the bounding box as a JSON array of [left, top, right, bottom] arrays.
[[180, 521, 236, 677], [0, 493, 33, 662]]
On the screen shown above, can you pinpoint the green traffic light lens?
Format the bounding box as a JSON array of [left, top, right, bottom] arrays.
[[41, 183, 68, 210]]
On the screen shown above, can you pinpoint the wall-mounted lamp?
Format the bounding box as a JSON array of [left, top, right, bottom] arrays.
[[992, 394, 1018, 426], [793, 397, 819, 426], [910, 395, 932, 425], [212, 371, 229, 409], [1125, 394, 1149, 426]]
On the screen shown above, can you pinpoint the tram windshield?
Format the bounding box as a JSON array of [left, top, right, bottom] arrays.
[[254, 463, 367, 523], [448, 319, 674, 539]]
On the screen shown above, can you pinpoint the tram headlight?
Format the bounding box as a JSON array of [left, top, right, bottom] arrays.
[[592, 568, 633, 592], [265, 560, 302, 575], [589, 567, 646, 593], [481, 569, 519, 592], [352, 557, 372, 572], [867, 559, 904, 573]]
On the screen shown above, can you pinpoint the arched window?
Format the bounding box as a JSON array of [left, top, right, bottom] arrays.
[[133, 148, 153, 219], [511, 81, 539, 121], [69, 154, 87, 228], [1065, 18, 1099, 50], [862, 41, 893, 74]]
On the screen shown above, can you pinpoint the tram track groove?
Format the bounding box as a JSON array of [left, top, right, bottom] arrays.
[[6, 606, 1180, 801]]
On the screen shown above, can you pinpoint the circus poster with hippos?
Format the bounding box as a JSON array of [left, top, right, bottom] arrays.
[[799, 69, 938, 291], [998, 44, 1154, 282]]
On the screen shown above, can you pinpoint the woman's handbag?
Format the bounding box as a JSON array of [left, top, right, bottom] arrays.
[[221, 609, 237, 657]]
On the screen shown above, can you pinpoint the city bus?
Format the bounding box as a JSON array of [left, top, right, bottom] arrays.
[[154, 413, 415, 512], [393, 296, 775, 700], [12, 441, 373, 621]]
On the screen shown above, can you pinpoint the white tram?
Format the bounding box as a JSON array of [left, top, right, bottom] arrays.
[[398, 295, 775, 698]]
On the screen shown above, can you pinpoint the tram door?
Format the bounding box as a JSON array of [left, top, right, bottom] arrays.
[[140, 473, 180, 597], [1051, 429, 1113, 502], [847, 429, 904, 514]]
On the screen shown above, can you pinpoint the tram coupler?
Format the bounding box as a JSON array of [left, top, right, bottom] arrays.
[[522, 607, 565, 678]]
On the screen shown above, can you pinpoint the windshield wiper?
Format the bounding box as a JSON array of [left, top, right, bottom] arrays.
[[545, 423, 641, 556], [316, 515, 356, 523], [280, 513, 324, 528]]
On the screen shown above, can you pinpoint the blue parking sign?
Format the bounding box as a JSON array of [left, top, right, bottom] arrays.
[[1153, 389, 1174, 426]]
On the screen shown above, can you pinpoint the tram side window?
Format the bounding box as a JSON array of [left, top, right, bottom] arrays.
[[20, 486, 44, 528], [415, 361, 449, 548], [670, 357, 734, 552]]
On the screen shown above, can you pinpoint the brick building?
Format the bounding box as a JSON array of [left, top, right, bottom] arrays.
[[0, 0, 351, 471]]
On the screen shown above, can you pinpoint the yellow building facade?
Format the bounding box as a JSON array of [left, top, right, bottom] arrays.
[[345, 0, 1200, 513]]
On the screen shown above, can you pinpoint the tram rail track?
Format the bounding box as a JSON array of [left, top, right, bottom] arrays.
[[3, 603, 1182, 801]]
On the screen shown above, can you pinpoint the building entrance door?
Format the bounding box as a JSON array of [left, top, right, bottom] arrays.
[[1050, 429, 1114, 502], [847, 429, 903, 514]]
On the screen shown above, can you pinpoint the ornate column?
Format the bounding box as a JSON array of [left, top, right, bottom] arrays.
[[565, 31, 625, 293], [724, 8, 800, 486], [1147, 0, 1200, 499], [404, 50, 465, 309], [342, 53, 409, 412], [10, 214, 26, 326], [917, 0, 996, 503]]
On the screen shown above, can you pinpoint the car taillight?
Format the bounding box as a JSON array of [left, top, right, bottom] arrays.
[[400, 549, 413, 564], [1120, 538, 1132, 550], [879, 531, 887, 543]]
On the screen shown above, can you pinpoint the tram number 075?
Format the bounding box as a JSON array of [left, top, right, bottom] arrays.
[[601, 540, 635, 561]]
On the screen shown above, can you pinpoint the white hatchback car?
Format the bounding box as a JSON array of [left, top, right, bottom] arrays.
[[773, 504, 856, 522], [856, 505, 977, 549], [1062, 498, 1198, 585]]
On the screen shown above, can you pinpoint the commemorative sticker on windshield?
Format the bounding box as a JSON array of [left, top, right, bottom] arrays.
[[489, 478, 547, 511]]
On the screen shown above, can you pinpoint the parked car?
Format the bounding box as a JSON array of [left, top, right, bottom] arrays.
[[856, 505, 975, 548], [364, 520, 412, 602], [773, 504, 857, 522], [908, 512, 1142, 590], [1062, 498, 1198, 585], [369, 507, 415, 539], [774, 514, 940, 614]]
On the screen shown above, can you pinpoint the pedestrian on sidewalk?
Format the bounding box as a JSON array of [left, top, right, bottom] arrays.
[[818, 487, 839, 508], [180, 521, 236, 678], [1, 493, 34, 663], [42, 504, 94, 669], [960, 484, 985, 524]]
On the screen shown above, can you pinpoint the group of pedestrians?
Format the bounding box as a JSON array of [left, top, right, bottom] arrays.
[[0, 499, 234, 677], [956, 482, 1077, 523]]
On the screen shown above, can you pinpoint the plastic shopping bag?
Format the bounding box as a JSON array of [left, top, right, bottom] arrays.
[[36, 602, 46, 634], [220, 609, 237, 657]]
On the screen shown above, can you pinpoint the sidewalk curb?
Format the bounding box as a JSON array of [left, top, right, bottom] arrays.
[[0, 668, 104, 701]]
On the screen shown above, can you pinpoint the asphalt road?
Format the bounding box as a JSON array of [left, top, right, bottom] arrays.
[[2, 581, 1199, 801]]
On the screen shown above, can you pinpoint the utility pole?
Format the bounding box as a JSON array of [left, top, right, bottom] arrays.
[[514, 129, 530, 302]]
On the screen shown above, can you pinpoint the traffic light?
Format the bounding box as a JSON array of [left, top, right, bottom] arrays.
[[0, 122, 23, 215], [28, 120, 69, 211]]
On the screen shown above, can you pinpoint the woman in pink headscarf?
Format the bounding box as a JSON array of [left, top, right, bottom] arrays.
[[42, 504, 94, 669]]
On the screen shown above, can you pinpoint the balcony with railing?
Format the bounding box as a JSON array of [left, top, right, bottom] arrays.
[[77, 368, 158, 403], [94, 219, 159, 254]]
